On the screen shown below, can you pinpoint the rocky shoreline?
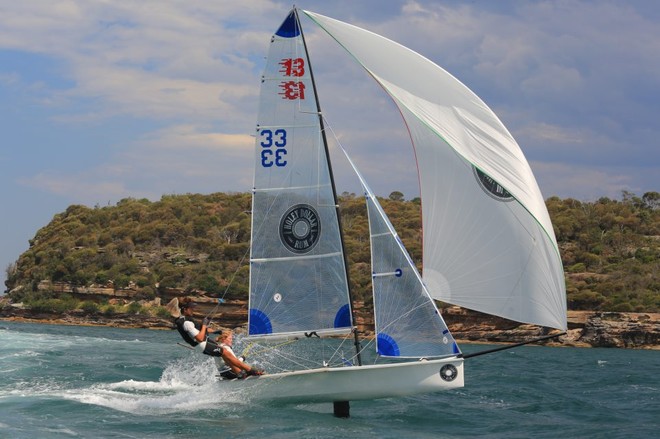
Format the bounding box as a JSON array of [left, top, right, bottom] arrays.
[[1, 299, 657, 350], [442, 307, 659, 350]]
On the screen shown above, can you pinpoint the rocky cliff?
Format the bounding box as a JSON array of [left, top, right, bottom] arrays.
[[1, 295, 657, 349]]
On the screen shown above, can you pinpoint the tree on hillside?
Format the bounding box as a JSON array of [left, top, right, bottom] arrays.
[[388, 191, 404, 201]]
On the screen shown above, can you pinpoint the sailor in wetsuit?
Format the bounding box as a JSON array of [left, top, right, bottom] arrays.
[[174, 300, 223, 356], [173, 299, 263, 376]]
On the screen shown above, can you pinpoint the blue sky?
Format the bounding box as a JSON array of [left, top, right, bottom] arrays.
[[1, 0, 658, 290]]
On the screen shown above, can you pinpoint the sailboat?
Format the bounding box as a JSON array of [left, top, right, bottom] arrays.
[[217, 9, 566, 413]]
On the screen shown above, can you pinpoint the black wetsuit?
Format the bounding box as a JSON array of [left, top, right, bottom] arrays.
[[174, 316, 224, 357]]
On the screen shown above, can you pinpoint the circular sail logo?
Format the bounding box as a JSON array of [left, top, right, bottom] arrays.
[[474, 167, 513, 201], [279, 204, 321, 253]]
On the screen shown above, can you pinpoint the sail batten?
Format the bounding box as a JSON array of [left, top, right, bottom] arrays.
[[252, 251, 343, 264], [256, 123, 319, 129], [253, 183, 334, 193], [247, 328, 354, 343]]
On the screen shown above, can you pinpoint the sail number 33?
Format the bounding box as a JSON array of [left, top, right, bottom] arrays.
[[260, 129, 287, 167]]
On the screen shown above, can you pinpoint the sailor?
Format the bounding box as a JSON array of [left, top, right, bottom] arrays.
[[170, 298, 262, 376], [215, 330, 264, 380]]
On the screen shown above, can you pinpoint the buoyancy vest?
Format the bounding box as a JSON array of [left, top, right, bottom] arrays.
[[175, 316, 201, 347]]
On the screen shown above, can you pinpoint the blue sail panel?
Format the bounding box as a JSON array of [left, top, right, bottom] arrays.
[[275, 11, 300, 38], [249, 308, 273, 335], [377, 333, 400, 357], [334, 304, 351, 328]]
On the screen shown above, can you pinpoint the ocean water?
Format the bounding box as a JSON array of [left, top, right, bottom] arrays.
[[0, 321, 657, 439]]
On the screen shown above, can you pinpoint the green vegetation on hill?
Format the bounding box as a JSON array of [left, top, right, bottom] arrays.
[[547, 191, 659, 311], [4, 191, 659, 313]]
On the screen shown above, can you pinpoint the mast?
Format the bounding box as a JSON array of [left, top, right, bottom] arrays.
[[294, 8, 362, 367]]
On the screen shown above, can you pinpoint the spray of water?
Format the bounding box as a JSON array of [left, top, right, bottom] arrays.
[[59, 357, 251, 415]]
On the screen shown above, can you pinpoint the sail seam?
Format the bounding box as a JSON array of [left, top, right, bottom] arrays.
[[257, 123, 318, 129], [372, 271, 401, 278]]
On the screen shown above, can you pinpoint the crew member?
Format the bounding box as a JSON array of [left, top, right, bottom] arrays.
[[215, 330, 264, 379]]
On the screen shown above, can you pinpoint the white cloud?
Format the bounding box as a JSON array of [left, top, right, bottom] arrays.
[[0, 1, 275, 130], [17, 122, 255, 205], [0, 72, 19, 85], [138, 124, 253, 152], [20, 172, 131, 203], [61, 63, 250, 122], [520, 122, 587, 145]]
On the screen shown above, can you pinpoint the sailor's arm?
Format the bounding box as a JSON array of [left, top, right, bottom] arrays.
[[194, 317, 211, 342]]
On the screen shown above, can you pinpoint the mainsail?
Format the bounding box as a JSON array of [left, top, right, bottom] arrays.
[[303, 10, 567, 330], [248, 11, 353, 339]]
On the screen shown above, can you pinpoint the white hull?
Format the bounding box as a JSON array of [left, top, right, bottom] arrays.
[[219, 357, 464, 403]]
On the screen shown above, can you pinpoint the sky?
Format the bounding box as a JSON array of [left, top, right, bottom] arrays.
[[1, 0, 659, 290]]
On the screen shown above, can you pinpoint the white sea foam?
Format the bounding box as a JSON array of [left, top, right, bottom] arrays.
[[57, 357, 248, 415], [41, 426, 79, 437]]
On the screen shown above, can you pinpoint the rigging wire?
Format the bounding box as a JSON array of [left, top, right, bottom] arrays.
[[200, 239, 251, 321]]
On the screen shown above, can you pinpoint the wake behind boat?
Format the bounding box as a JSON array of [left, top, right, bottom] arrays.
[[211, 8, 566, 416]]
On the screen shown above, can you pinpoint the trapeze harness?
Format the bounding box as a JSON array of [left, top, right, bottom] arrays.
[[174, 316, 224, 357]]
